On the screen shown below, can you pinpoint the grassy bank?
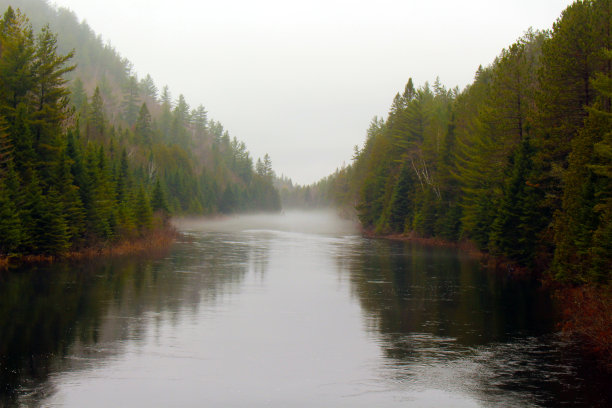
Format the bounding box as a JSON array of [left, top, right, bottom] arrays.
[[0, 225, 178, 268]]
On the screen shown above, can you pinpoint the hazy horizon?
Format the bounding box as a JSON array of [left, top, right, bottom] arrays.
[[51, 0, 574, 185]]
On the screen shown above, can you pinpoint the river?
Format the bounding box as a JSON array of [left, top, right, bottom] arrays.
[[1, 211, 610, 407]]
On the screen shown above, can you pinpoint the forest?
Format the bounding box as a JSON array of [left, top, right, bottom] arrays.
[[313, 0, 611, 283], [297, 0, 611, 357], [0, 1, 281, 258]]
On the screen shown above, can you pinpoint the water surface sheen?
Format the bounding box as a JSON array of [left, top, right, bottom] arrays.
[[1, 212, 610, 407]]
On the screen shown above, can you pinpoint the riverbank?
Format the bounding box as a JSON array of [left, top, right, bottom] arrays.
[[0, 225, 179, 268], [362, 230, 487, 264], [363, 229, 612, 370], [555, 284, 612, 370]]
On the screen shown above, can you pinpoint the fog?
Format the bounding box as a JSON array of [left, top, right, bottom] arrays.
[[173, 210, 360, 236], [52, 0, 574, 184]]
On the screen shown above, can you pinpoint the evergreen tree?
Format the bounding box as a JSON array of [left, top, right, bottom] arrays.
[[139, 73, 158, 102], [55, 150, 85, 244], [192, 104, 207, 139], [133, 185, 152, 231], [0, 7, 35, 121], [87, 86, 105, 140], [151, 178, 169, 214], [490, 135, 544, 266], [70, 77, 87, 111], [0, 177, 21, 255], [31, 24, 75, 184], [121, 75, 140, 125], [388, 163, 415, 232], [134, 103, 153, 145], [35, 187, 70, 255]]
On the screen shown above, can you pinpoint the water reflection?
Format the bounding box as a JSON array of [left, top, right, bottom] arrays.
[[0, 232, 268, 407], [338, 238, 611, 407], [0, 213, 609, 407], [343, 239, 557, 345]]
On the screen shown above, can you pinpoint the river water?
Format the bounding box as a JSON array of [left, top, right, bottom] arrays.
[[1, 211, 610, 407]]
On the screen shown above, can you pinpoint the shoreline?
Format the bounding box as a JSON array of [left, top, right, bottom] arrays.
[[363, 229, 612, 370], [0, 225, 179, 268]]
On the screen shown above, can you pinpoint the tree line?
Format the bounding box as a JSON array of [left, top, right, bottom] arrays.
[[0, 6, 280, 257], [320, 0, 611, 285]]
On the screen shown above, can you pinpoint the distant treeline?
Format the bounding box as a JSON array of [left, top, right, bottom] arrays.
[[315, 0, 611, 285], [0, 5, 280, 257]]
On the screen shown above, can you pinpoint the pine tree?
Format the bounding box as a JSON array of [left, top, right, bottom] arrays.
[[55, 150, 85, 244], [134, 103, 153, 145], [192, 104, 207, 139], [133, 185, 152, 231], [0, 176, 21, 255], [0, 7, 35, 121], [71, 77, 87, 111], [139, 73, 158, 102], [31, 24, 75, 185], [151, 178, 169, 214], [490, 135, 544, 266], [88, 86, 105, 140], [388, 163, 415, 232], [35, 187, 70, 255], [553, 47, 612, 283], [173, 94, 190, 126], [121, 75, 140, 126]]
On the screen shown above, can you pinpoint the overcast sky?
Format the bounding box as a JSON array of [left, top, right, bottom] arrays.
[[51, 0, 573, 185]]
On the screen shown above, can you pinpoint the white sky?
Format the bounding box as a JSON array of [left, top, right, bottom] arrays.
[[51, 0, 573, 185]]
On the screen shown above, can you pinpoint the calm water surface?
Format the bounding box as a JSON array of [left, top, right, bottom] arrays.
[[1, 211, 610, 407]]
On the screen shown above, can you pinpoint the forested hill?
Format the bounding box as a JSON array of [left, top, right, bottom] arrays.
[[319, 0, 611, 286], [0, 1, 281, 257]]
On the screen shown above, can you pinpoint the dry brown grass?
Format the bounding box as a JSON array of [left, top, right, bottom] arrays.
[[558, 285, 612, 370], [65, 226, 179, 260], [1, 226, 179, 267]]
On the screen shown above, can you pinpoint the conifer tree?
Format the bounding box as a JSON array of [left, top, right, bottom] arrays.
[[70, 77, 87, 111], [134, 103, 153, 145], [0, 7, 35, 120], [88, 86, 105, 140], [489, 135, 544, 266], [35, 187, 70, 255], [134, 185, 152, 231], [55, 150, 85, 244], [121, 75, 140, 126], [139, 73, 158, 102], [151, 178, 169, 214], [0, 177, 21, 255], [31, 24, 75, 184], [388, 163, 415, 232]]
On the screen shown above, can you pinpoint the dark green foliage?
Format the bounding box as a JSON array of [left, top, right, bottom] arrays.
[[55, 151, 85, 242], [489, 136, 545, 266], [134, 185, 152, 231], [388, 163, 415, 232], [151, 178, 168, 213], [0, 5, 283, 259], [219, 185, 237, 214], [316, 0, 611, 286], [134, 103, 152, 145], [0, 177, 21, 254], [87, 86, 104, 140], [35, 187, 70, 255]]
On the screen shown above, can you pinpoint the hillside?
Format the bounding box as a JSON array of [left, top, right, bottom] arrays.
[[0, 1, 281, 258]]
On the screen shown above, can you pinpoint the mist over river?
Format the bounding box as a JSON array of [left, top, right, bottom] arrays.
[[1, 211, 610, 407]]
